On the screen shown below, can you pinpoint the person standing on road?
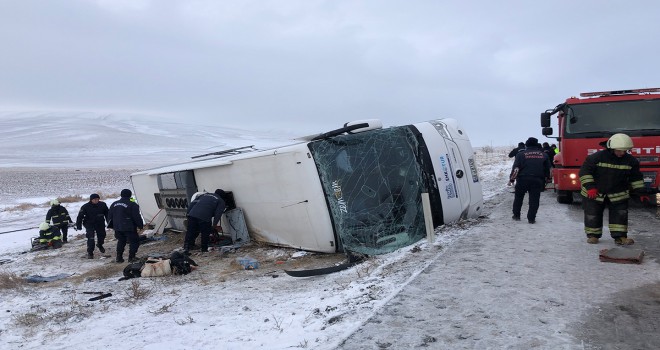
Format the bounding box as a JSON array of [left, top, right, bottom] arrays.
[[46, 199, 73, 243], [76, 193, 109, 259], [184, 189, 226, 254], [579, 133, 646, 245], [509, 137, 551, 224], [108, 189, 144, 263]]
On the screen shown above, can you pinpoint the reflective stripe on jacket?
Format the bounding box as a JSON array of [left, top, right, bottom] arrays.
[[579, 149, 644, 202]]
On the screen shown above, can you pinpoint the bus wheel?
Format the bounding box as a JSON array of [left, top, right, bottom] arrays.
[[557, 190, 574, 204]]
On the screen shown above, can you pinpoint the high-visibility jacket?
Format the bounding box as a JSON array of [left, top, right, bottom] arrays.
[[46, 205, 72, 227], [579, 149, 645, 202], [39, 226, 62, 243]]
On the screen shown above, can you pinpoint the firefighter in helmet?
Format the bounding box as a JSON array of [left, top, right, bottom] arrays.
[[38, 222, 63, 249], [45, 199, 73, 243], [579, 133, 647, 245]]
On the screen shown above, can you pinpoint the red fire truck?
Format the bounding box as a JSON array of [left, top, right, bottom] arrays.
[[541, 88, 660, 204]]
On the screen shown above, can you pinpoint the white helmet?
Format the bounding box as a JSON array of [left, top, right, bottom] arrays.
[[607, 133, 634, 151], [39, 222, 50, 231], [50, 199, 60, 206]]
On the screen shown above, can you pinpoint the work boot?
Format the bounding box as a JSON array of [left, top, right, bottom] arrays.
[[97, 244, 106, 253], [528, 219, 535, 224], [116, 257, 124, 263], [587, 237, 599, 244], [87, 253, 94, 259], [512, 215, 521, 221], [128, 255, 138, 263], [614, 237, 635, 246]]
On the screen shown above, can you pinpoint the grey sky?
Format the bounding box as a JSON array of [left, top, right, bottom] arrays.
[[1, 0, 659, 146]]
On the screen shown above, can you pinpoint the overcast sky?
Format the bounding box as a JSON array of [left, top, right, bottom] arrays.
[[1, 0, 659, 146]]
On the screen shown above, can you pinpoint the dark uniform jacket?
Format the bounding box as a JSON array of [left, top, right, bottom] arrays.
[[187, 192, 226, 226], [511, 146, 551, 180], [76, 201, 109, 230], [108, 197, 144, 232], [46, 205, 72, 227], [508, 145, 525, 158], [579, 149, 645, 202]]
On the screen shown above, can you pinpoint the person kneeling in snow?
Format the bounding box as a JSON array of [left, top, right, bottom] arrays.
[[35, 222, 63, 249]]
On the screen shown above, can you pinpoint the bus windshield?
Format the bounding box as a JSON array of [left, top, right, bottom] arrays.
[[308, 126, 435, 255], [564, 99, 660, 137]]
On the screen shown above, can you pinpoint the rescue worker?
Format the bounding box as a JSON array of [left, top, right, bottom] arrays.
[[542, 142, 555, 167], [579, 133, 647, 245], [509, 137, 551, 224], [76, 193, 109, 259], [108, 189, 144, 263], [184, 189, 226, 254], [45, 199, 73, 243], [38, 222, 63, 249], [508, 142, 526, 158]]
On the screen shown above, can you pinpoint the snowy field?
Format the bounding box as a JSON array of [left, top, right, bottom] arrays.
[[1, 115, 660, 350]]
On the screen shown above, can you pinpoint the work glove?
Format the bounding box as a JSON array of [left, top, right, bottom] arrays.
[[586, 188, 598, 199], [639, 195, 650, 204]]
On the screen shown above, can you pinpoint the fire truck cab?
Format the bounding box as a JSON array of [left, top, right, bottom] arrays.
[[541, 88, 660, 204]]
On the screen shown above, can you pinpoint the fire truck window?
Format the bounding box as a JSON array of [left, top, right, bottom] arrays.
[[565, 99, 660, 136], [308, 127, 428, 255]]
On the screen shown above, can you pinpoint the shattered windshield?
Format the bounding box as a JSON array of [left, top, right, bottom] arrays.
[[308, 126, 432, 255], [565, 99, 660, 137]]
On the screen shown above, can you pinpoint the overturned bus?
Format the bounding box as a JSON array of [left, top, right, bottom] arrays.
[[130, 118, 483, 255]]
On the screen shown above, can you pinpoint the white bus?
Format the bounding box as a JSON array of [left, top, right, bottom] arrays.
[[130, 118, 483, 255]]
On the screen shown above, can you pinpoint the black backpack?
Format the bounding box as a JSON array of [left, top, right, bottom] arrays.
[[169, 251, 198, 275]]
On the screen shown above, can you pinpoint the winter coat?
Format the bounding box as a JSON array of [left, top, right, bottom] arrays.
[[579, 149, 645, 202], [508, 145, 525, 158], [544, 149, 555, 165], [108, 197, 144, 232], [187, 192, 226, 226], [511, 145, 551, 180], [46, 205, 72, 227], [76, 201, 109, 230], [39, 226, 62, 243]]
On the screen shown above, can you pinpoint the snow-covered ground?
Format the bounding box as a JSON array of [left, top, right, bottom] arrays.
[[1, 115, 659, 350]]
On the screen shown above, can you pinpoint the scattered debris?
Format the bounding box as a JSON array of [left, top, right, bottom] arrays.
[[25, 273, 75, 283], [599, 247, 645, 264]]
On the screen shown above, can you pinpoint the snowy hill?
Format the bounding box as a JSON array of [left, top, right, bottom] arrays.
[[0, 111, 297, 169]]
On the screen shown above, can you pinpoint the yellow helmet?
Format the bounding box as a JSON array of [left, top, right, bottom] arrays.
[[39, 222, 50, 231], [607, 133, 634, 151], [50, 199, 60, 206]]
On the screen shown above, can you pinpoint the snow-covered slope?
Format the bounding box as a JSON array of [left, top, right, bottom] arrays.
[[0, 111, 297, 168]]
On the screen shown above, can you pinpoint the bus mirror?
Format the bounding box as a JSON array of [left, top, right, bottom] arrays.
[[541, 112, 551, 127], [542, 127, 553, 136]]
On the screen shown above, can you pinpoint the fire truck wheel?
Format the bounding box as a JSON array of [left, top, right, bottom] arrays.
[[557, 190, 574, 204]]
